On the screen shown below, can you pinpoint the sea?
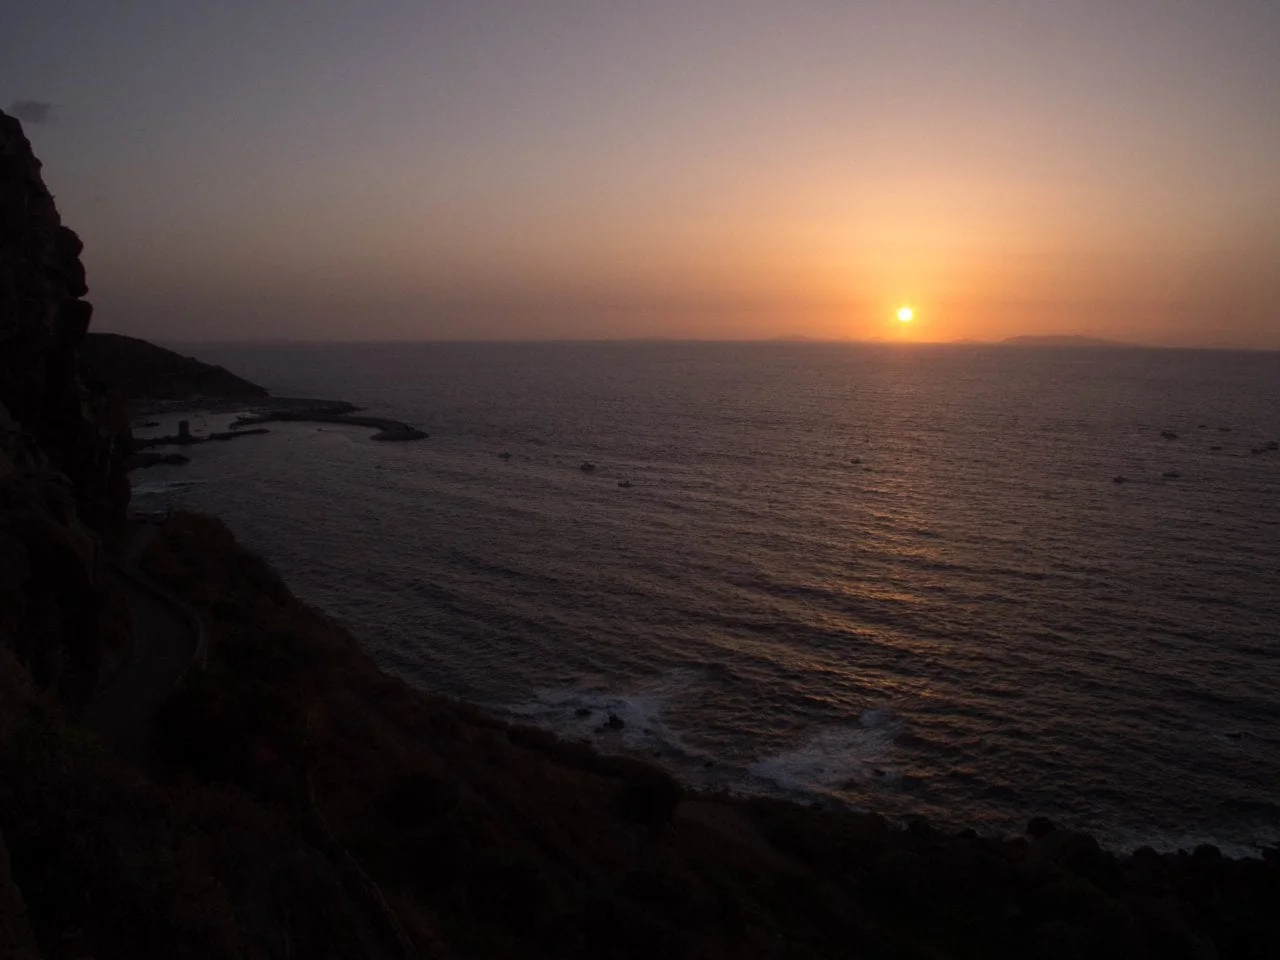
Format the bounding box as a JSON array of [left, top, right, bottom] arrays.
[[130, 341, 1280, 856]]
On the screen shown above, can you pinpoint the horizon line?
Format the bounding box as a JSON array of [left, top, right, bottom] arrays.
[[103, 332, 1280, 353]]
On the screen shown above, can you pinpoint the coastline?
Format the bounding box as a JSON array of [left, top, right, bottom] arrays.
[[136, 463, 1274, 861], [126, 395, 428, 465], [4, 104, 1278, 956], [128, 396, 430, 445], [231, 409, 428, 442], [124, 381, 1279, 862], [126, 509, 1280, 956], [127, 394, 359, 418]]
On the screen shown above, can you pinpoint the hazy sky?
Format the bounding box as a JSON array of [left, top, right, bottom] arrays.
[[4, 1, 1279, 346]]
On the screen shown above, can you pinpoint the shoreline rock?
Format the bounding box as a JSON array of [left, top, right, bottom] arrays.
[[127, 452, 191, 469], [135, 426, 270, 450], [129, 395, 359, 418], [230, 410, 428, 441]]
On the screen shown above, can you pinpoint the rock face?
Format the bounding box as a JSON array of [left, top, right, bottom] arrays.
[[0, 109, 132, 707], [0, 828, 38, 960]]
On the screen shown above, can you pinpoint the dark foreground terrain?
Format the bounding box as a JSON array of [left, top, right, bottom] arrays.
[[6, 508, 1280, 959], [3, 106, 1279, 959]]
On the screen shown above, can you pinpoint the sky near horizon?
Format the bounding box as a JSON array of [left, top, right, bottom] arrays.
[[4, 1, 1279, 347]]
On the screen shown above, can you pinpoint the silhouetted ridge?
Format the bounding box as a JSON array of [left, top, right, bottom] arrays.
[[1001, 334, 1136, 347], [81, 332, 268, 400], [1, 107, 133, 715]]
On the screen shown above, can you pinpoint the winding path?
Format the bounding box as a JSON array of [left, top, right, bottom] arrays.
[[84, 524, 202, 758], [81, 523, 415, 957]]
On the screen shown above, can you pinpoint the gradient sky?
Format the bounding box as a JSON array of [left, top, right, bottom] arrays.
[[4, 1, 1279, 346]]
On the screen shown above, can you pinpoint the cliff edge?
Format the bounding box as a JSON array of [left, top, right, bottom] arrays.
[[0, 110, 132, 708]]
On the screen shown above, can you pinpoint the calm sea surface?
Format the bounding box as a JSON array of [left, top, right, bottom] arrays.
[[133, 342, 1280, 854]]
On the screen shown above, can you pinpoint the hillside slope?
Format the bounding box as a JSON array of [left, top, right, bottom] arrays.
[[81, 332, 268, 401]]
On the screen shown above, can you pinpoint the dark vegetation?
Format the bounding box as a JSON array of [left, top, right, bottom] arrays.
[[109, 511, 1280, 958]]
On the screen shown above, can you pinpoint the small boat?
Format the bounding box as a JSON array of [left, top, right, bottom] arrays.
[[617, 480, 632, 488], [580, 461, 596, 472]]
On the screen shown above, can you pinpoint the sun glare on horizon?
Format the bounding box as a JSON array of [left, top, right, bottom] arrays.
[[897, 306, 914, 323]]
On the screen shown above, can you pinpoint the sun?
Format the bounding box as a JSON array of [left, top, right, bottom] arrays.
[[896, 306, 914, 323]]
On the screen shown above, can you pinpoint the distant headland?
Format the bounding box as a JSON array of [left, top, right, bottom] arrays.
[[764, 334, 1143, 347], [81, 331, 428, 444], [999, 334, 1138, 348], [81, 332, 269, 401]]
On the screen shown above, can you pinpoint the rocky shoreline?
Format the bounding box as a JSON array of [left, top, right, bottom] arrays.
[[133, 511, 1280, 958], [78, 328, 430, 446], [230, 408, 428, 441], [128, 394, 359, 417], [135, 425, 270, 450], [122, 397, 428, 471]]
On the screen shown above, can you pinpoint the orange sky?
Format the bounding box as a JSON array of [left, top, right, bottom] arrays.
[[5, 2, 1279, 347]]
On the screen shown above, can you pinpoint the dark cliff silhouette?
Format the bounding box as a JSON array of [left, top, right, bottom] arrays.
[[0, 109, 132, 706], [80, 332, 269, 401]]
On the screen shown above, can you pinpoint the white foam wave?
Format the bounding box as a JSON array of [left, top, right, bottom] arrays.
[[1108, 828, 1280, 861], [501, 672, 696, 756], [748, 707, 902, 795], [131, 478, 206, 497]]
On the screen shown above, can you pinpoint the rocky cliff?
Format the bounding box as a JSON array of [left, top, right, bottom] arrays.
[[0, 112, 130, 539], [0, 110, 132, 710]]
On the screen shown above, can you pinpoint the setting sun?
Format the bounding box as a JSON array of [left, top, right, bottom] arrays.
[[897, 306, 914, 323]]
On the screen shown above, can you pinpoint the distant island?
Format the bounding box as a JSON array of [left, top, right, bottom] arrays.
[[761, 334, 1143, 348], [767, 334, 855, 343], [1000, 334, 1138, 348]]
